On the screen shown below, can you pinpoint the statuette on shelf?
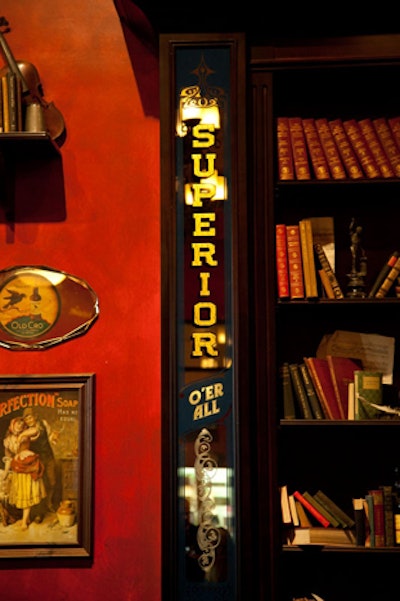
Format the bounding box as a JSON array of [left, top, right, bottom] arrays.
[[347, 218, 367, 298]]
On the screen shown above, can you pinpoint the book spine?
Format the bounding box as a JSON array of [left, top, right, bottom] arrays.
[[275, 224, 290, 299], [375, 256, 400, 298], [293, 490, 330, 527], [358, 118, 395, 178], [343, 119, 380, 178], [281, 362, 297, 419], [368, 251, 399, 297], [347, 381, 355, 420], [373, 117, 400, 177], [381, 485, 395, 546], [318, 268, 335, 299], [299, 219, 318, 298], [276, 117, 295, 180], [1, 73, 9, 133], [369, 489, 385, 547], [280, 485, 292, 525], [328, 118, 364, 179], [288, 494, 300, 526], [302, 117, 330, 180], [295, 499, 312, 527], [298, 362, 324, 419], [315, 489, 355, 528], [303, 357, 333, 419], [315, 117, 346, 179], [313, 242, 344, 299], [352, 498, 366, 546], [0, 77, 3, 133], [286, 224, 305, 299], [354, 370, 383, 419], [326, 356, 346, 420], [388, 116, 400, 152], [365, 493, 375, 547], [302, 491, 341, 527], [7, 72, 18, 132], [288, 363, 313, 419], [288, 117, 311, 180]]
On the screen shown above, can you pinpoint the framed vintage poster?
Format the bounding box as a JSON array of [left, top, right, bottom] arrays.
[[0, 373, 94, 559]]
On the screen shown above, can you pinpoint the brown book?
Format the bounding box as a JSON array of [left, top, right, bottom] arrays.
[[375, 255, 400, 298], [276, 117, 295, 180], [358, 118, 395, 178], [299, 219, 318, 298], [288, 117, 311, 180], [1, 73, 9, 133], [295, 500, 312, 527], [287, 526, 356, 547], [315, 118, 346, 179], [369, 489, 385, 547], [275, 224, 290, 299], [304, 356, 342, 420], [328, 118, 363, 179], [326, 355, 362, 419], [388, 116, 400, 152], [318, 268, 335, 299], [343, 119, 380, 178], [286, 224, 305, 299], [313, 242, 344, 300], [373, 117, 400, 177], [302, 117, 330, 180]]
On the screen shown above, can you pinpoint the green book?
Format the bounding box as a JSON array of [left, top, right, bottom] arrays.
[[354, 370, 383, 419], [281, 362, 296, 419], [288, 363, 313, 419], [314, 489, 355, 528], [302, 491, 341, 527], [299, 362, 324, 419]]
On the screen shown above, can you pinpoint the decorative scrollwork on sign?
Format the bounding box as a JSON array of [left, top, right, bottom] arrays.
[[194, 428, 221, 573]]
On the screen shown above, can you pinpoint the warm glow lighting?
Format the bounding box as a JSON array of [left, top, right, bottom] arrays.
[[184, 172, 227, 205], [176, 101, 221, 137]]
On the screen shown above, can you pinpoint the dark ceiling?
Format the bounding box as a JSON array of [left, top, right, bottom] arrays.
[[135, 2, 399, 44]]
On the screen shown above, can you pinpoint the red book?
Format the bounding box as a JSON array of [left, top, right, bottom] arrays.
[[327, 355, 363, 420], [303, 356, 342, 420], [388, 116, 400, 152], [358, 118, 395, 178], [276, 117, 295, 180], [293, 490, 330, 528], [288, 117, 311, 180], [275, 224, 290, 299], [286, 224, 305, 299], [343, 119, 380, 179], [373, 117, 400, 177], [369, 489, 385, 547], [315, 118, 346, 180], [328, 118, 363, 179], [302, 117, 330, 180]]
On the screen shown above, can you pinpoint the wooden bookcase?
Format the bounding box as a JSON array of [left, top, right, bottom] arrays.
[[249, 34, 400, 600]]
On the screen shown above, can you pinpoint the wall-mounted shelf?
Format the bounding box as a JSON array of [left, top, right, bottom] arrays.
[[0, 132, 61, 157]]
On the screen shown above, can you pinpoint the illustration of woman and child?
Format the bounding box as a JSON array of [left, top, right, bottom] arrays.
[[1, 411, 53, 530]]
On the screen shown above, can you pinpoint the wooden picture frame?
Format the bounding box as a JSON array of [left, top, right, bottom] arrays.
[[0, 373, 94, 559]]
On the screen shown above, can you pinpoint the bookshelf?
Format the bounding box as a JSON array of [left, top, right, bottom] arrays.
[[250, 35, 400, 601]]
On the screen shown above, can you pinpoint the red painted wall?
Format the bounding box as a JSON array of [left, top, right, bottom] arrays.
[[0, 1, 161, 599]]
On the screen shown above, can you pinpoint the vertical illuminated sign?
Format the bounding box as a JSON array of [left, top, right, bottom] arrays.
[[175, 44, 236, 600]]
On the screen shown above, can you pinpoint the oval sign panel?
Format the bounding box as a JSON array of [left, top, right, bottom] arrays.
[[0, 266, 99, 350]]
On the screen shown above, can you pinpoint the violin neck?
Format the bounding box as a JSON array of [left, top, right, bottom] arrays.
[[0, 30, 29, 94]]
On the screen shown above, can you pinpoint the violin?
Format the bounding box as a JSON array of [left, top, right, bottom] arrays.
[[0, 16, 65, 146]]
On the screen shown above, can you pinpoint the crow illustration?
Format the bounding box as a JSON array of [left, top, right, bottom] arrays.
[[2, 289, 26, 310]]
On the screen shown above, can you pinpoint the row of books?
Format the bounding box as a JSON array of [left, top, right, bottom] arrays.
[[352, 486, 399, 548], [277, 115, 400, 181], [276, 217, 400, 300], [281, 357, 386, 420], [281, 484, 399, 548], [0, 70, 23, 133]]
